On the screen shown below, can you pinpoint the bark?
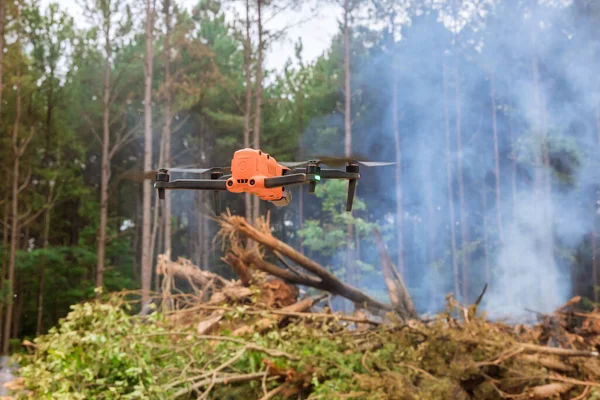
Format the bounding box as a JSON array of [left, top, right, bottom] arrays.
[[252, 0, 264, 222], [11, 276, 22, 339], [219, 216, 392, 313], [36, 192, 52, 336], [0, 0, 5, 117], [424, 149, 435, 265], [343, 0, 356, 289], [156, 254, 230, 288], [4, 18, 23, 353], [595, 103, 600, 303], [141, 0, 155, 308], [455, 57, 469, 302], [162, 0, 172, 259], [490, 71, 503, 243], [594, 228, 599, 304], [96, 14, 112, 296], [0, 201, 7, 341], [243, 0, 253, 222], [373, 229, 417, 320], [528, 383, 573, 399], [392, 74, 405, 277], [481, 186, 490, 285], [443, 61, 460, 301], [507, 107, 517, 215]]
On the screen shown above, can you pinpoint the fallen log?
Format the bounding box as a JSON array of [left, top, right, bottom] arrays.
[[219, 214, 392, 313], [373, 229, 417, 320]]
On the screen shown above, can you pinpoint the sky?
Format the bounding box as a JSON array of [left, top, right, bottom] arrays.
[[38, 0, 341, 71]]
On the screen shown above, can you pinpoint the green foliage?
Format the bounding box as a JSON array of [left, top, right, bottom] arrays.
[[18, 293, 596, 399]]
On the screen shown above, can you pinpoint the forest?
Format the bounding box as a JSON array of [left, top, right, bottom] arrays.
[[0, 0, 599, 396]]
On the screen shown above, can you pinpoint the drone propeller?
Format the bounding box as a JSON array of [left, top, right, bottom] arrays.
[[125, 166, 231, 182], [280, 156, 394, 168]]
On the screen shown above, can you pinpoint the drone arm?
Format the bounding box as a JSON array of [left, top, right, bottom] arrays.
[[264, 173, 311, 188], [154, 179, 228, 191], [320, 170, 359, 180]]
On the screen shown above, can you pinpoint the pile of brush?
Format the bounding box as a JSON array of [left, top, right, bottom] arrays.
[[7, 213, 600, 399]]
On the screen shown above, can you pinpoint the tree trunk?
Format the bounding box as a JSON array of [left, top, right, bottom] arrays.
[[243, 0, 253, 222], [0, 0, 5, 117], [424, 149, 435, 265], [481, 186, 490, 285], [490, 71, 503, 244], [11, 276, 22, 340], [96, 22, 111, 297], [141, 0, 155, 308], [36, 194, 52, 336], [593, 230, 598, 303], [0, 0, 6, 348], [343, 0, 355, 289], [252, 0, 263, 222], [594, 102, 600, 303], [0, 201, 7, 342], [201, 193, 209, 268], [443, 61, 460, 301], [455, 57, 469, 302], [392, 73, 405, 277], [4, 30, 22, 354], [507, 106, 517, 216], [163, 0, 172, 259]]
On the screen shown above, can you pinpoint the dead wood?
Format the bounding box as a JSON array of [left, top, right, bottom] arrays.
[[373, 228, 417, 320], [519, 343, 599, 358], [218, 214, 392, 313], [233, 294, 325, 336], [520, 354, 575, 372], [157, 254, 231, 289], [222, 252, 253, 286], [527, 382, 574, 399]]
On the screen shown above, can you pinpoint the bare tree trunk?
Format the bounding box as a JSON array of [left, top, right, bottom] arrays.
[[392, 74, 405, 277], [343, 0, 355, 289], [0, 201, 7, 341], [163, 0, 172, 259], [593, 230, 598, 303], [4, 23, 23, 353], [507, 107, 517, 215], [0, 0, 5, 118], [141, 0, 155, 308], [0, 0, 7, 347], [424, 150, 435, 265], [481, 186, 490, 285], [201, 194, 209, 268], [490, 71, 503, 243], [252, 0, 263, 223], [594, 102, 600, 304], [36, 193, 52, 336], [11, 276, 22, 339], [96, 17, 112, 297], [243, 0, 253, 222], [443, 61, 460, 301], [455, 58, 469, 302]]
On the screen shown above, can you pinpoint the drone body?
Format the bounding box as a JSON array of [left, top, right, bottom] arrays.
[[153, 148, 393, 213], [226, 148, 291, 205]]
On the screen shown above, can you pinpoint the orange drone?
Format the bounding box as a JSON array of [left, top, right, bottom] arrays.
[[153, 148, 393, 212]]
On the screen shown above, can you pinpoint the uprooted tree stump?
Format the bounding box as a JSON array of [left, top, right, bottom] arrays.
[[216, 212, 399, 315]]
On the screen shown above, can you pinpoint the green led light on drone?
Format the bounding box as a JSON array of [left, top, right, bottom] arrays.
[[315, 175, 321, 181]]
